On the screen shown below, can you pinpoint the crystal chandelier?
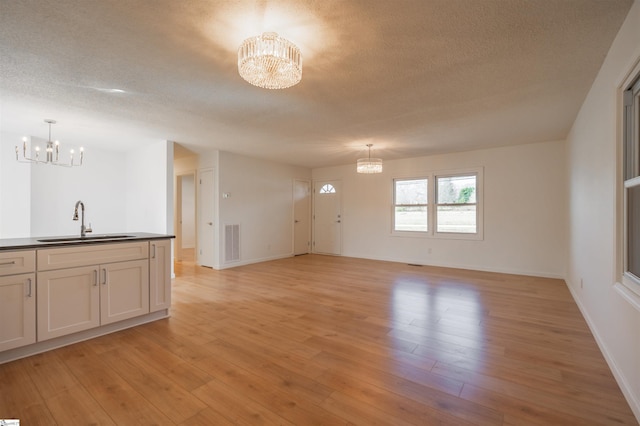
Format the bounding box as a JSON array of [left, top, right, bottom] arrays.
[[15, 119, 83, 167], [357, 144, 383, 174], [238, 32, 302, 89]]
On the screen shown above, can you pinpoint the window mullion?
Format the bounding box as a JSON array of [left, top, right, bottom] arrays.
[[429, 175, 435, 234]]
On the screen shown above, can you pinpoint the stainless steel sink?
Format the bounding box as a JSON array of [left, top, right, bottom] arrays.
[[38, 234, 134, 243]]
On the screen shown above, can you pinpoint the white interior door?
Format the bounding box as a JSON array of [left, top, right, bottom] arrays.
[[313, 180, 342, 255], [198, 169, 214, 267], [293, 179, 311, 255]]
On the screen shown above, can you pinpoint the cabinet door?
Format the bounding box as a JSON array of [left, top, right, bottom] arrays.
[[0, 273, 36, 351], [37, 266, 100, 341], [149, 239, 171, 313], [101, 259, 149, 325]]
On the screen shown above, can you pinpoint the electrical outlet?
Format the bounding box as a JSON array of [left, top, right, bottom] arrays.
[[427, 248, 432, 255]]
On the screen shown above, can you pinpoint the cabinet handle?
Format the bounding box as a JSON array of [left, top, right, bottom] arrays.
[[26, 278, 32, 297], [151, 244, 156, 259], [93, 269, 98, 286], [102, 268, 107, 285], [0, 260, 16, 266]]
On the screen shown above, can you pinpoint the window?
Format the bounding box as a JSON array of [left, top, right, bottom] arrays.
[[319, 184, 336, 194], [394, 178, 428, 232], [623, 74, 640, 286], [392, 169, 482, 238], [436, 174, 477, 233]]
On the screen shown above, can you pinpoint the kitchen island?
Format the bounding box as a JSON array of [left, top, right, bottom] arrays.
[[0, 233, 174, 363]]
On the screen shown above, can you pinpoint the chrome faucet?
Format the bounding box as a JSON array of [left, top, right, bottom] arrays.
[[72, 200, 92, 237]]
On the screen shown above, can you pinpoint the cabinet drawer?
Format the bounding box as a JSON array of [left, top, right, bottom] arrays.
[[0, 250, 36, 276], [37, 241, 149, 271]]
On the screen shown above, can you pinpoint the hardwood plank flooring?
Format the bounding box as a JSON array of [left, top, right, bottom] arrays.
[[0, 254, 637, 425]]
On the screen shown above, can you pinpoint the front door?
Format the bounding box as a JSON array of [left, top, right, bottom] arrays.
[[313, 180, 342, 255]]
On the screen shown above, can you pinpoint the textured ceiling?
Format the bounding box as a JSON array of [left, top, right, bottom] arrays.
[[0, 0, 634, 168]]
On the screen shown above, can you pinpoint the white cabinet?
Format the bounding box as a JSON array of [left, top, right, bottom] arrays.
[[0, 269, 36, 352], [36, 242, 150, 341], [149, 239, 171, 313]]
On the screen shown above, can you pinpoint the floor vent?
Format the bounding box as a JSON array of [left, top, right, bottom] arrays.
[[407, 263, 423, 267], [225, 224, 240, 262]]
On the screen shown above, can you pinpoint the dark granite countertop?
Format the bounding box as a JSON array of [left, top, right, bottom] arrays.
[[0, 232, 175, 251]]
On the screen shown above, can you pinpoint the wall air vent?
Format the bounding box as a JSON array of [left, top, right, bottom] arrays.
[[225, 224, 240, 262]]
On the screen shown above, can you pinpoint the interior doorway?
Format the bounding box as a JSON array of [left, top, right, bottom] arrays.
[[175, 172, 196, 262]]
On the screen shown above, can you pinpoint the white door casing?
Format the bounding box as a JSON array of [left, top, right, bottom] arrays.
[[313, 180, 342, 255]]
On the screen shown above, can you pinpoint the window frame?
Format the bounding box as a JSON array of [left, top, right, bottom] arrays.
[[622, 72, 640, 291], [434, 172, 479, 236], [391, 167, 483, 240], [392, 177, 429, 234]]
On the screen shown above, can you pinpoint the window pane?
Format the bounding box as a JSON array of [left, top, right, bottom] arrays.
[[437, 205, 476, 233], [628, 185, 640, 278], [395, 179, 427, 205], [437, 175, 476, 204], [395, 206, 428, 232], [319, 184, 336, 194]]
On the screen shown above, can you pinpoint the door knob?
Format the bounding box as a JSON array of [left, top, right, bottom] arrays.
[[207, 222, 213, 225], [295, 220, 300, 223]]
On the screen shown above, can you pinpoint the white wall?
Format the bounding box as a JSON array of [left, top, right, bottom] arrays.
[[0, 130, 31, 238], [313, 140, 567, 278], [29, 146, 127, 237], [1, 130, 174, 239], [217, 151, 311, 268], [125, 140, 173, 234], [566, 1, 640, 419], [0, 130, 130, 238]]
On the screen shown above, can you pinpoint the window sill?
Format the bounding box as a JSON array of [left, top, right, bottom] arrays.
[[391, 231, 483, 241], [614, 281, 640, 312]]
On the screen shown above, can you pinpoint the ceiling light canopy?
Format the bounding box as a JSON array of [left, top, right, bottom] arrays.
[[357, 144, 383, 174], [15, 119, 83, 167], [238, 32, 302, 89]]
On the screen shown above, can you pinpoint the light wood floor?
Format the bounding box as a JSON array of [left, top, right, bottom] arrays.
[[1, 255, 637, 425]]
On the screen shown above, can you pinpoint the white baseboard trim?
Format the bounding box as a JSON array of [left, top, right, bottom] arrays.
[[345, 252, 565, 279], [565, 278, 640, 422], [215, 253, 293, 270]]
